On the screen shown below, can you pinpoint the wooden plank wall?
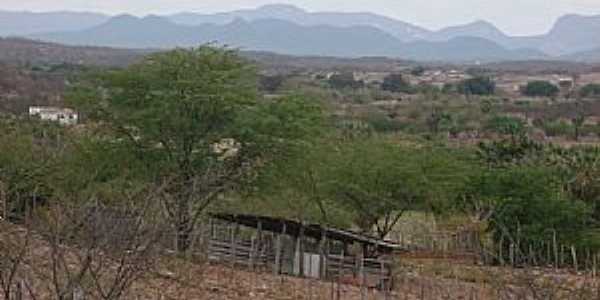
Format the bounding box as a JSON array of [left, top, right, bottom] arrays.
[[204, 221, 393, 290]]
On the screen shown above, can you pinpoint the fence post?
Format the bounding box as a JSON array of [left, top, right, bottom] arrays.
[[360, 249, 366, 300], [498, 234, 505, 266], [230, 223, 237, 268], [273, 222, 285, 276], [594, 252, 597, 278], [294, 223, 305, 277], [560, 245, 565, 268], [529, 244, 535, 266], [509, 243, 515, 267], [337, 249, 344, 300], [256, 220, 263, 269], [380, 260, 389, 300], [571, 245, 578, 272], [553, 231, 559, 270], [586, 248, 591, 272]]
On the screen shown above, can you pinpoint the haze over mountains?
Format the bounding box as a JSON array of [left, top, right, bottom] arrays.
[[2, 4, 600, 62]]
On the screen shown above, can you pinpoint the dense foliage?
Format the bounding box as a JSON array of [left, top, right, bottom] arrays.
[[580, 83, 600, 99], [381, 73, 413, 93], [522, 80, 560, 97], [457, 76, 496, 96], [328, 72, 364, 90]]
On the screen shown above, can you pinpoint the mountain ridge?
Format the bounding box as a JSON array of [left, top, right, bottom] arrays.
[[29, 14, 545, 62], [3, 4, 600, 61]]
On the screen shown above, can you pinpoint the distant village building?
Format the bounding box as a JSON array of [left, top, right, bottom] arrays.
[[29, 106, 78, 125], [558, 77, 575, 91], [353, 72, 388, 85]]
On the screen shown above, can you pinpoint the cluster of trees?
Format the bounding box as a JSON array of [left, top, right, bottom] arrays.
[[321, 68, 600, 105], [1, 47, 324, 253], [472, 136, 600, 255], [253, 132, 473, 239]]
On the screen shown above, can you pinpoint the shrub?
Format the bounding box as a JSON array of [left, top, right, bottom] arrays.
[[259, 74, 285, 93], [363, 112, 405, 133], [580, 83, 600, 99], [457, 76, 496, 96], [328, 72, 363, 90], [464, 167, 592, 256], [542, 119, 574, 137], [522, 80, 560, 97], [381, 73, 413, 93], [410, 66, 426, 76], [484, 115, 526, 136]]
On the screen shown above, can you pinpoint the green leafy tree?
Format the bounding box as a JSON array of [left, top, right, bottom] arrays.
[[573, 114, 586, 141], [328, 72, 363, 90], [457, 76, 496, 96], [463, 167, 592, 261], [259, 74, 285, 93], [522, 81, 560, 97], [248, 135, 349, 227], [426, 107, 453, 135], [550, 147, 600, 220], [580, 83, 600, 99], [485, 115, 526, 137], [442, 83, 457, 94], [410, 66, 426, 76], [381, 73, 413, 93], [477, 135, 544, 168], [0, 119, 64, 220], [327, 137, 421, 239], [68, 47, 321, 251], [327, 137, 474, 239]]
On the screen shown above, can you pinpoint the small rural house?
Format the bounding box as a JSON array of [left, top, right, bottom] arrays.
[[29, 106, 78, 125]]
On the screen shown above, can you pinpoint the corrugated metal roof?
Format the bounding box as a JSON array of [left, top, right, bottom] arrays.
[[209, 213, 404, 251]]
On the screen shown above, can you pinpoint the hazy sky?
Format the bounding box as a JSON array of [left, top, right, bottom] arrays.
[[3, 0, 600, 35]]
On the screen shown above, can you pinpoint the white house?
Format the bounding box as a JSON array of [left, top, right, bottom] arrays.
[[29, 106, 78, 126]]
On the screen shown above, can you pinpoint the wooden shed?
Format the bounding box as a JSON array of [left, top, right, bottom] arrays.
[[206, 213, 402, 289]]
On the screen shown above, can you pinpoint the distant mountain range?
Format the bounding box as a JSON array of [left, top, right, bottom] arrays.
[[2, 4, 600, 62]]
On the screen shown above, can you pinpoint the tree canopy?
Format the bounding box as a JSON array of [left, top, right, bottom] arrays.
[[457, 76, 496, 96], [68, 47, 325, 251], [580, 83, 600, 99], [522, 80, 560, 97], [381, 73, 413, 93]]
